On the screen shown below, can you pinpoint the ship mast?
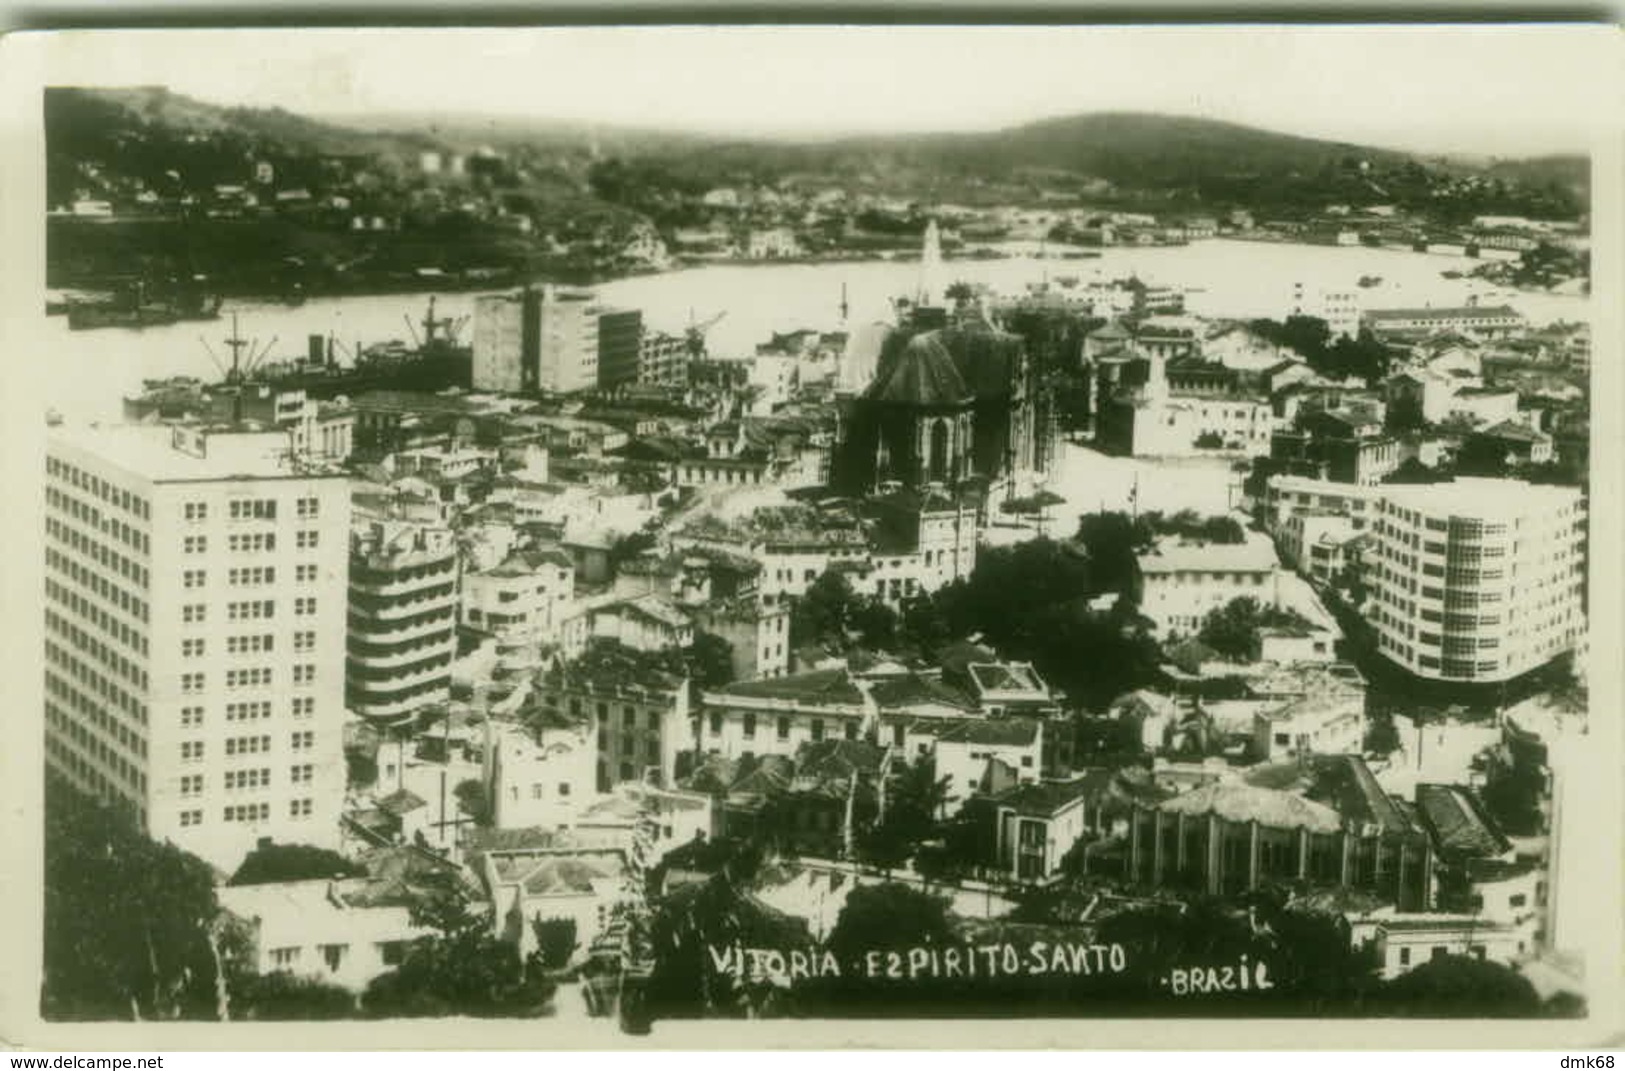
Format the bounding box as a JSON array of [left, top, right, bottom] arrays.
[[223, 313, 251, 384], [421, 296, 439, 348]]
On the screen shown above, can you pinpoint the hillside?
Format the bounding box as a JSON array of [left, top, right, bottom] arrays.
[[58, 86, 441, 157], [1484, 154, 1590, 201], [843, 111, 1415, 185]]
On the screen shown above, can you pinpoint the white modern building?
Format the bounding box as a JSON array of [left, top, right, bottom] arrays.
[[1367, 479, 1586, 683], [472, 285, 601, 394], [45, 421, 351, 871]]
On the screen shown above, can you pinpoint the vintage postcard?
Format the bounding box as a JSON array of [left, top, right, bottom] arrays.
[[0, 23, 1620, 1051]]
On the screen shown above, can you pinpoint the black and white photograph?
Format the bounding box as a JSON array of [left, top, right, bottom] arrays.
[[4, 22, 1621, 1050]]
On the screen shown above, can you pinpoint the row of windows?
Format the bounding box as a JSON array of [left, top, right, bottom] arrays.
[[47, 549, 149, 630], [226, 700, 273, 721], [223, 768, 272, 791], [46, 485, 151, 557], [229, 567, 277, 586], [228, 499, 279, 522], [229, 600, 276, 621], [47, 517, 149, 587], [45, 679, 148, 757], [224, 802, 271, 823], [225, 634, 276, 655], [48, 457, 150, 519], [225, 734, 273, 757], [44, 641, 148, 731], [225, 667, 274, 689], [45, 601, 147, 683], [703, 710, 858, 743], [45, 730, 147, 798], [228, 533, 277, 553]]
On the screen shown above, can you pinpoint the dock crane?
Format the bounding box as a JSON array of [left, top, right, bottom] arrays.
[[685, 309, 727, 358]]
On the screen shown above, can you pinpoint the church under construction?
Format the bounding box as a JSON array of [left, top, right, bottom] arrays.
[[830, 222, 1058, 503]]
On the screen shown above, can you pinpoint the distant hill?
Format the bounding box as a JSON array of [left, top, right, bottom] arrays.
[[44, 85, 1589, 227], [55, 86, 441, 157], [838, 111, 1417, 185], [1483, 154, 1590, 200]]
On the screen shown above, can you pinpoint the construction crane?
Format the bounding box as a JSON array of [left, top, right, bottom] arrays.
[[684, 309, 727, 358]]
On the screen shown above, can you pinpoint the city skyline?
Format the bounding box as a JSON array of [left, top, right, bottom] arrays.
[[22, 25, 1620, 157]]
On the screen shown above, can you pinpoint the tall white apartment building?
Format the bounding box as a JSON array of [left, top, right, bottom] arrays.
[[346, 519, 459, 719], [472, 285, 601, 394], [44, 422, 350, 872], [1367, 479, 1586, 683]]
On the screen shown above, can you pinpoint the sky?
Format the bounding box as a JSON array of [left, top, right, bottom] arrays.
[[21, 25, 1623, 157]]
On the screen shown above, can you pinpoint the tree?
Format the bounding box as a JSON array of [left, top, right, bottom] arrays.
[[1075, 513, 1152, 596], [898, 592, 955, 656], [1383, 457, 1446, 485], [645, 868, 809, 1021], [362, 890, 555, 1018], [1365, 713, 1402, 757], [858, 757, 950, 869], [454, 779, 493, 827], [1373, 955, 1544, 1017], [43, 777, 226, 1021], [826, 883, 955, 966], [229, 972, 357, 1021], [791, 568, 859, 648], [229, 843, 366, 887], [683, 631, 736, 691], [850, 596, 900, 651], [532, 917, 579, 971], [1198, 596, 1310, 663]]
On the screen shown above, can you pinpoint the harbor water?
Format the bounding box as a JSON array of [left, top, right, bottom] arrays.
[[39, 239, 1588, 422]]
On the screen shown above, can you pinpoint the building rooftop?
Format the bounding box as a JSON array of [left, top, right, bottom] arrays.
[[709, 668, 866, 708], [1156, 782, 1343, 833], [936, 717, 1041, 748], [1477, 420, 1551, 444], [1414, 783, 1512, 864], [1308, 755, 1412, 834], [1136, 532, 1279, 575], [867, 673, 977, 714], [1379, 477, 1582, 517], [966, 661, 1048, 698], [1366, 305, 1523, 322], [49, 421, 329, 482]]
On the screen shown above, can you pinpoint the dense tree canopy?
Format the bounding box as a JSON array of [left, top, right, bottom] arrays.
[[43, 778, 226, 1022], [229, 842, 366, 887], [1197, 596, 1315, 663], [362, 891, 555, 1018]]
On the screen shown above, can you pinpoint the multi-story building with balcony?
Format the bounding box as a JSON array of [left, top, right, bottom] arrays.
[[346, 520, 459, 719], [1366, 478, 1586, 683], [44, 421, 350, 871]]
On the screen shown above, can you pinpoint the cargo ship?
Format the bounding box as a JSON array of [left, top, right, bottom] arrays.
[[124, 298, 474, 423], [65, 274, 223, 330]]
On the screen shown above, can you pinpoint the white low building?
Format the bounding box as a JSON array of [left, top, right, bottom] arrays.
[[218, 846, 469, 993], [1135, 530, 1282, 637], [483, 714, 598, 831], [931, 717, 1043, 811], [1372, 915, 1530, 980]]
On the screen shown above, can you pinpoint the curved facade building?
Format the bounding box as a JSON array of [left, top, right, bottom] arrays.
[[1367, 478, 1586, 684], [346, 520, 459, 719]]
